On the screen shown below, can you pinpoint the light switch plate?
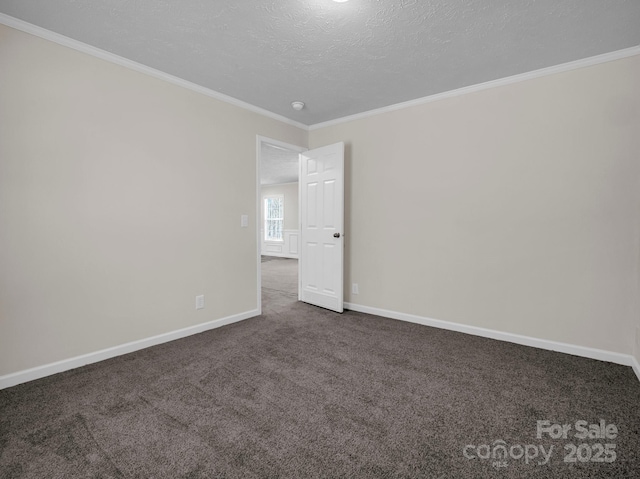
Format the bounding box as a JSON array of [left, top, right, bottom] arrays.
[[241, 214, 249, 227], [195, 295, 205, 310]]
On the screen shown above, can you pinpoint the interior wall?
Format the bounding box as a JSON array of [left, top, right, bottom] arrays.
[[310, 54, 640, 356], [636, 228, 640, 366], [636, 303, 640, 367], [0, 24, 306, 376], [261, 183, 299, 232]]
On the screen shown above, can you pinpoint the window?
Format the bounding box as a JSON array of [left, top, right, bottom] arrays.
[[264, 195, 284, 241]]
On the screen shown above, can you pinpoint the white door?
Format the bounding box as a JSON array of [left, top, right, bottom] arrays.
[[299, 142, 344, 313]]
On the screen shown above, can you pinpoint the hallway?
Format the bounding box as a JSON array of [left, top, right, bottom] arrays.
[[261, 256, 298, 313]]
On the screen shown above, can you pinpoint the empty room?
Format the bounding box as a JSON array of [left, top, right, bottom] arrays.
[[1, 1, 639, 478]]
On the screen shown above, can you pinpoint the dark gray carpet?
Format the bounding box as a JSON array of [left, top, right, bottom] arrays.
[[1, 258, 639, 478], [261, 256, 298, 298]]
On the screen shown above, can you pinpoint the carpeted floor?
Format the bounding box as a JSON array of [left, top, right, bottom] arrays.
[[1, 258, 639, 478], [261, 256, 298, 295]]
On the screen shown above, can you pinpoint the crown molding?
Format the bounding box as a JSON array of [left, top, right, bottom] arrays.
[[2, 13, 639, 134], [0, 13, 309, 131], [309, 45, 640, 131]]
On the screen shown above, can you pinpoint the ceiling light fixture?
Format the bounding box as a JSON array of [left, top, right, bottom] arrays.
[[333, 0, 349, 2], [291, 101, 305, 111]]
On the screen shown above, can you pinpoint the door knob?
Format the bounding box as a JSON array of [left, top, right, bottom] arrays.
[[333, 233, 341, 238]]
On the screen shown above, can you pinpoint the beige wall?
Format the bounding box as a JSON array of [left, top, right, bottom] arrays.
[[2, 21, 639, 379], [637, 232, 640, 366], [310, 55, 640, 356], [636, 309, 640, 367], [0, 24, 306, 376], [261, 182, 299, 232]]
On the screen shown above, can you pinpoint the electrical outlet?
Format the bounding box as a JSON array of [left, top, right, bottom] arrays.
[[195, 295, 205, 310], [352, 283, 359, 295], [636, 326, 640, 351]]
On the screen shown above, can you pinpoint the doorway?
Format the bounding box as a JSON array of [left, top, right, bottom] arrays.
[[256, 136, 306, 314]]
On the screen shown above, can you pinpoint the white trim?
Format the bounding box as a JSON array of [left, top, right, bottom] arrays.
[[257, 137, 307, 155], [0, 309, 258, 390], [310, 45, 640, 131], [256, 137, 263, 315], [262, 181, 299, 187], [261, 229, 299, 259], [344, 302, 640, 381], [256, 136, 307, 315], [0, 13, 307, 131], [632, 355, 640, 383], [3, 13, 639, 133]]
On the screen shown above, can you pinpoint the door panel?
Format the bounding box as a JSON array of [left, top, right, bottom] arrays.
[[299, 142, 344, 313]]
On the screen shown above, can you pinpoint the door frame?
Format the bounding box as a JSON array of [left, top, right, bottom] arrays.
[[255, 135, 307, 315]]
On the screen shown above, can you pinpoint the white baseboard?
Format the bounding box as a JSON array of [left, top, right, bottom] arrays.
[[4, 304, 637, 389], [632, 355, 640, 383], [0, 309, 259, 390], [344, 302, 640, 382]]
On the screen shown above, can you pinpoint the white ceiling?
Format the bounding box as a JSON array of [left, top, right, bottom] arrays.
[[1, 1, 639, 126], [261, 143, 300, 186]]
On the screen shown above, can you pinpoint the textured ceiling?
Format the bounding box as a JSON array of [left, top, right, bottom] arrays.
[[261, 144, 299, 186], [1, 0, 640, 125]]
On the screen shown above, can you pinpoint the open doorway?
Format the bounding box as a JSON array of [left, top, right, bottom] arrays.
[[256, 136, 306, 314]]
